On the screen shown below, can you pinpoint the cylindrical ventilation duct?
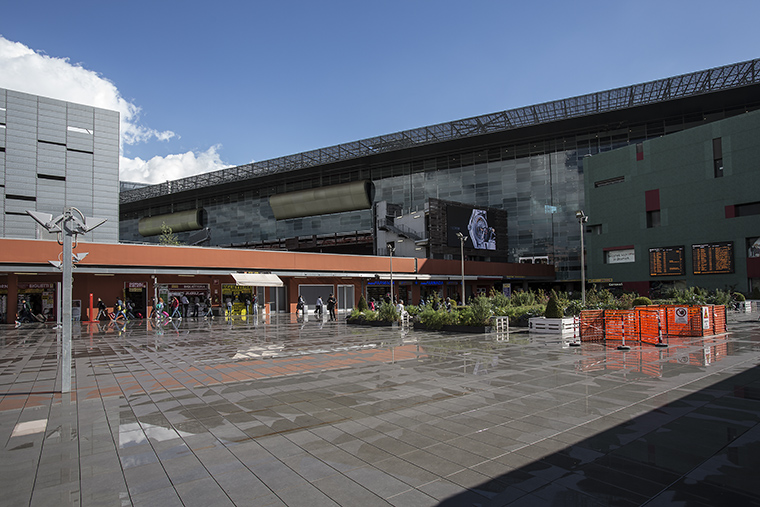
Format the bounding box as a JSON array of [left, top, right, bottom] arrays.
[[269, 180, 374, 220], [138, 209, 207, 237]]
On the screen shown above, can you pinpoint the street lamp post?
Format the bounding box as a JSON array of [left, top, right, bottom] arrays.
[[387, 242, 395, 303], [456, 232, 468, 304], [27, 207, 106, 393], [576, 210, 588, 305]]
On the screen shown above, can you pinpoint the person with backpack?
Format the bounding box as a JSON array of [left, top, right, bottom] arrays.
[[114, 298, 128, 321], [155, 297, 170, 321]]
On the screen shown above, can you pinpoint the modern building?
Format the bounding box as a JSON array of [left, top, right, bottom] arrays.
[[3, 59, 760, 323], [0, 88, 120, 242], [585, 108, 760, 295], [0, 89, 552, 324], [119, 59, 760, 295]]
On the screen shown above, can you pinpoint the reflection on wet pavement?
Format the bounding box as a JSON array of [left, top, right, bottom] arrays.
[[1, 312, 760, 505]]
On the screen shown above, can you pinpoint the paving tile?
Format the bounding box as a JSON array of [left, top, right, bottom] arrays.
[[1, 313, 760, 506]]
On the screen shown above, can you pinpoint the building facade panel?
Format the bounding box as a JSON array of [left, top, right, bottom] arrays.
[[0, 88, 119, 242], [585, 109, 760, 294]]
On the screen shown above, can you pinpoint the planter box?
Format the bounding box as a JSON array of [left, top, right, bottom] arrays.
[[347, 319, 395, 327], [413, 322, 492, 333], [528, 317, 578, 334]]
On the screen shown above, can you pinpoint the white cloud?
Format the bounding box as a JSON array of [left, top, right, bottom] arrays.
[[119, 145, 228, 184], [0, 35, 229, 183]]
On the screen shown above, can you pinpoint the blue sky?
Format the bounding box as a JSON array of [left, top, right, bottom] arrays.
[[2, 1, 759, 183]]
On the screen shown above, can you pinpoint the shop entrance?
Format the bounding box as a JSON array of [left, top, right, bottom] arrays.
[[18, 283, 55, 321], [336, 284, 355, 313], [160, 283, 211, 317], [125, 282, 148, 318], [367, 281, 390, 305]]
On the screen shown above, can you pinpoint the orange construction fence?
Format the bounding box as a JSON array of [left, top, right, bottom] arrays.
[[579, 305, 727, 344]]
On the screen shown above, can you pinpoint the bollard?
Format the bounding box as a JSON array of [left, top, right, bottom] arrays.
[[655, 311, 668, 347], [569, 316, 581, 346], [617, 315, 631, 350]]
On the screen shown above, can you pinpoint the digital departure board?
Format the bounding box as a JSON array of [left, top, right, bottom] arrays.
[[649, 246, 685, 276], [692, 242, 734, 275]]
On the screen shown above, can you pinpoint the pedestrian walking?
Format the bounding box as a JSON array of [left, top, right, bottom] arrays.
[[114, 298, 128, 321], [315, 296, 323, 318], [156, 297, 170, 321], [327, 293, 336, 320], [97, 298, 109, 320], [204, 297, 214, 319], [170, 296, 182, 319]]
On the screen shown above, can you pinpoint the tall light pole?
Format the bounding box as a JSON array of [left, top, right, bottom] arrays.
[[456, 232, 468, 305], [387, 242, 395, 303], [576, 210, 588, 305], [27, 207, 106, 393]]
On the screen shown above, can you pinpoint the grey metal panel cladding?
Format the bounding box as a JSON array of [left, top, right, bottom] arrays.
[[67, 105, 94, 129], [37, 180, 66, 210], [5, 214, 33, 239], [38, 100, 67, 144], [37, 143, 66, 176], [0, 87, 120, 243], [66, 131, 94, 152]]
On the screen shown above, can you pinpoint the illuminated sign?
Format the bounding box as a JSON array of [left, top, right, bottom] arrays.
[[649, 246, 685, 277], [447, 205, 497, 250], [692, 242, 734, 275]]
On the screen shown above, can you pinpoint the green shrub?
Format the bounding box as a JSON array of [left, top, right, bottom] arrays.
[[465, 295, 494, 326], [509, 289, 547, 306], [377, 301, 399, 322], [357, 294, 369, 311], [347, 308, 378, 322], [418, 305, 458, 329], [544, 292, 564, 318], [632, 296, 652, 307], [405, 304, 421, 316]]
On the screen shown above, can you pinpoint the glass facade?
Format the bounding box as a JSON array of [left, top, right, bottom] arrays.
[[120, 59, 760, 286]]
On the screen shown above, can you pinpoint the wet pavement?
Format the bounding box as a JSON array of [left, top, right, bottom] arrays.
[[1, 311, 760, 506]]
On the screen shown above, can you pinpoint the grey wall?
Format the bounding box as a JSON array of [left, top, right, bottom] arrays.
[[0, 88, 120, 242]]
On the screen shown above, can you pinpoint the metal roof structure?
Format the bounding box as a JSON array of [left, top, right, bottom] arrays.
[[120, 58, 760, 205]]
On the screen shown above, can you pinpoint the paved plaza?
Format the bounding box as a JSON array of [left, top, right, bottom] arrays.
[[1, 310, 759, 506]]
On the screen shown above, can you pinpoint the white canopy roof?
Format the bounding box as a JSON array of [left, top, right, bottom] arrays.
[[231, 273, 284, 287]]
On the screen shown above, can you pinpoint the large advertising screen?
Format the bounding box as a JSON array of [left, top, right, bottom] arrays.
[[446, 205, 497, 250]]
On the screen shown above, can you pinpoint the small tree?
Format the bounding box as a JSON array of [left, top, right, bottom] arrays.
[[159, 222, 182, 246], [544, 292, 564, 318], [357, 294, 369, 311]]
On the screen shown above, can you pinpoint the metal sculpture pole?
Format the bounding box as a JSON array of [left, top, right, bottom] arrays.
[[456, 232, 468, 304], [27, 207, 106, 393], [576, 211, 588, 305]]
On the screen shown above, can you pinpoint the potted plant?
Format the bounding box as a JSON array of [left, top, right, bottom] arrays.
[[528, 292, 578, 334]]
